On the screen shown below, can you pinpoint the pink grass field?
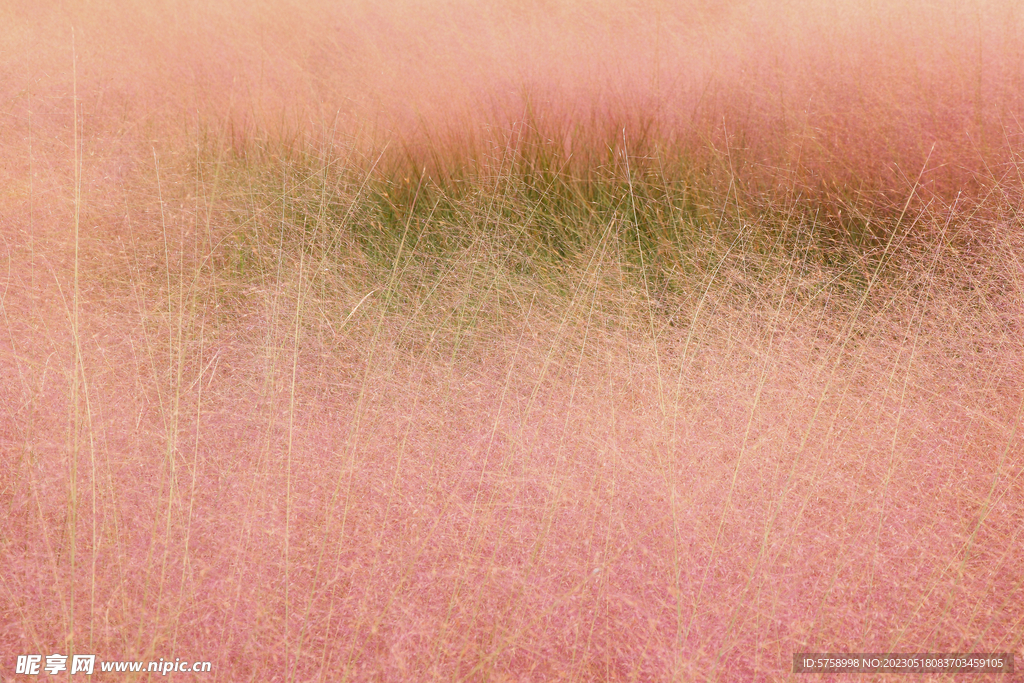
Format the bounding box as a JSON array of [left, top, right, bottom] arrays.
[[2, 1, 1023, 680]]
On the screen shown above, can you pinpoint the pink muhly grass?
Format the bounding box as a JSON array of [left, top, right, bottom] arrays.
[[1, 1, 1022, 680]]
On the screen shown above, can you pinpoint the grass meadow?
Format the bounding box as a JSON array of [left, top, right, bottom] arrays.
[[1, 0, 1023, 680]]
